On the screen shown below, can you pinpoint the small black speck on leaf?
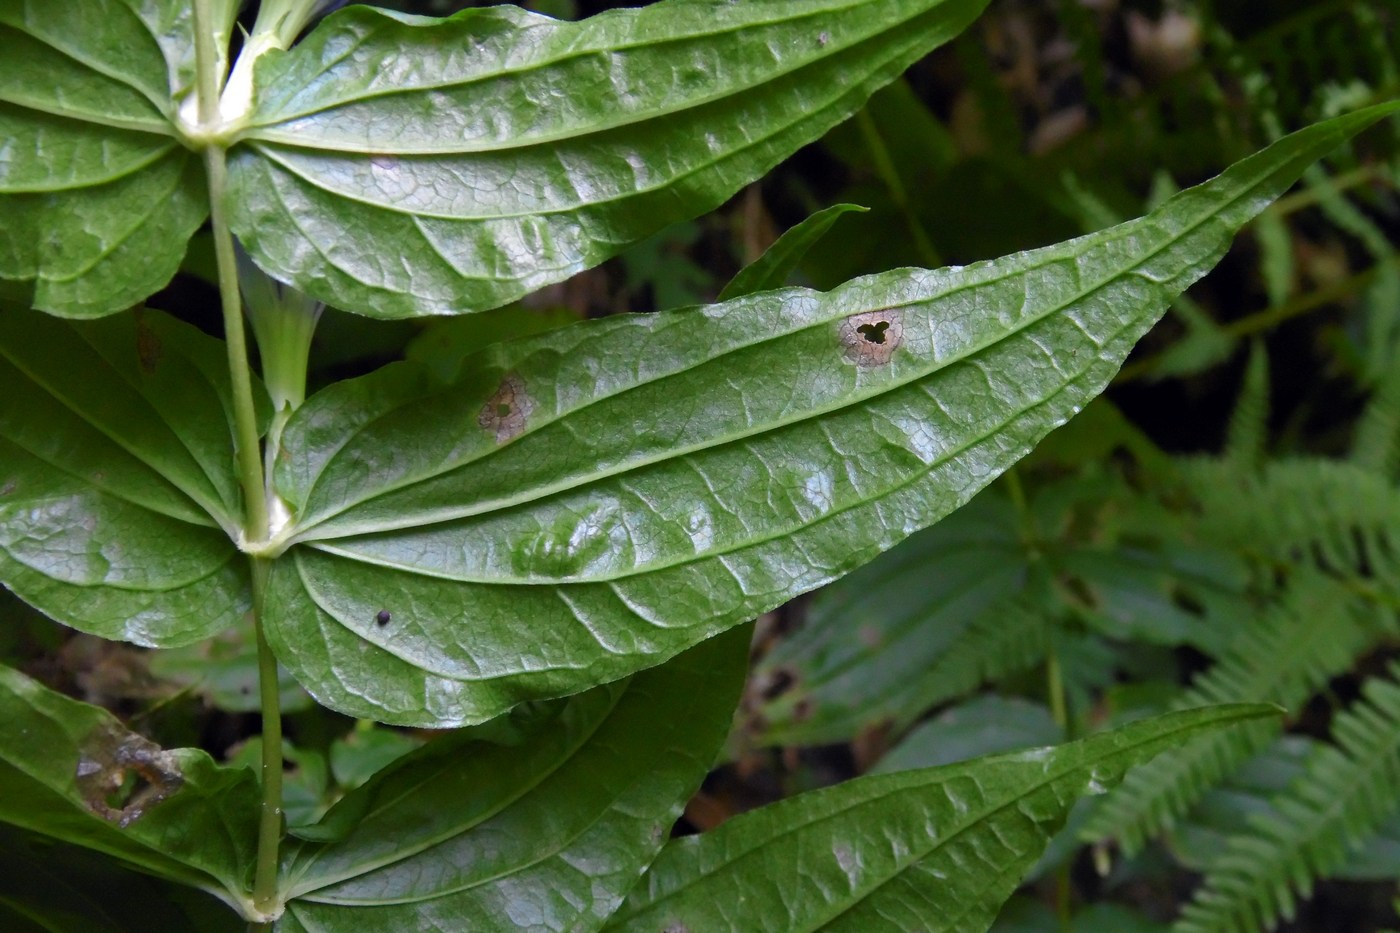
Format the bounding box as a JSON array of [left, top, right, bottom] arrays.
[[375, 609, 392, 626]]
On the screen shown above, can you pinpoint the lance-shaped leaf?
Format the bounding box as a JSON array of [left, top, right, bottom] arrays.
[[0, 665, 260, 919], [229, 0, 990, 319], [604, 704, 1276, 932], [0, 308, 252, 647], [719, 203, 870, 301], [0, 0, 209, 318], [262, 104, 1400, 727], [275, 626, 748, 932]]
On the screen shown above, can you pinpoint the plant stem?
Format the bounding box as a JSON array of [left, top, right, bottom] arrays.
[[192, 0, 222, 131], [193, 2, 282, 921], [250, 559, 283, 916], [205, 148, 271, 544]]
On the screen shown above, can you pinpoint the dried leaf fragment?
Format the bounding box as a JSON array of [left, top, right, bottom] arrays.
[[75, 722, 183, 827]]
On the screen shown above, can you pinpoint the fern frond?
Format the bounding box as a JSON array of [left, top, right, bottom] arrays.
[[1174, 664, 1400, 933], [1223, 341, 1270, 470], [1353, 344, 1400, 477], [1081, 571, 1377, 854], [1184, 458, 1400, 598], [757, 593, 1050, 747]]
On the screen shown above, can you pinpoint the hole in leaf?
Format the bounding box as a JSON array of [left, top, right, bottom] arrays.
[[839, 309, 904, 367], [856, 320, 890, 344]]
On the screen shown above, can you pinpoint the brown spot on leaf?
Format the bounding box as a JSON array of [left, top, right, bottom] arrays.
[[478, 373, 537, 443], [839, 309, 904, 367], [75, 722, 183, 827]]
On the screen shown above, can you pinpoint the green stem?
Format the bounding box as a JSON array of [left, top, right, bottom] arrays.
[[192, 0, 222, 131], [205, 148, 271, 543], [193, 2, 282, 922], [250, 559, 283, 916]]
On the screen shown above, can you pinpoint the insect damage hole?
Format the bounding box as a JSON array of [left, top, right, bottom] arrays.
[[75, 723, 184, 827], [839, 309, 904, 367]]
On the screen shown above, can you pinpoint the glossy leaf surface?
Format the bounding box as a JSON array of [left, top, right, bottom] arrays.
[[261, 105, 1399, 727], [230, 0, 990, 318], [0, 308, 251, 646], [0, 0, 206, 317], [0, 665, 259, 916], [606, 705, 1276, 932], [276, 627, 748, 931]]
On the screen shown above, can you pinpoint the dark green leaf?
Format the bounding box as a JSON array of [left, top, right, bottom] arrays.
[[276, 626, 749, 931], [719, 203, 869, 301], [0, 823, 243, 933], [260, 104, 1400, 726], [0, 1, 207, 317], [231, 0, 991, 318], [0, 308, 251, 646], [0, 665, 260, 918], [605, 705, 1277, 933]]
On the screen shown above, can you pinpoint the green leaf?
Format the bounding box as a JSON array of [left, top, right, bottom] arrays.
[[0, 308, 251, 647], [0, 665, 260, 918], [230, 0, 991, 318], [605, 704, 1277, 933], [261, 103, 1400, 727], [0, 1, 208, 317], [276, 626, 749, 932], [719, 203, 870, 301], [0, 823, 243, 933]]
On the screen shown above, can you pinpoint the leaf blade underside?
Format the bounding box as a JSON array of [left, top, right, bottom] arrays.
[[0, 0, 207, 318], [0, 309, 251, 647], [276, 628, 748, 931], [261, 104, 1400, 726], [604, 705, 1277, 933], [230, 0, 990, 319]]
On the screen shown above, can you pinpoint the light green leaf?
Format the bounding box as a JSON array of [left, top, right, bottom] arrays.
[[605, 704, 1277, 933], [0, 665, 260, 919], [0, 1, 207, 317], [275, 626, 749, 932], [719, 203, 870, 301], [0, 308, 251, 647], [260, 103, 1400, 727], [230, 0, 991, 319]]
